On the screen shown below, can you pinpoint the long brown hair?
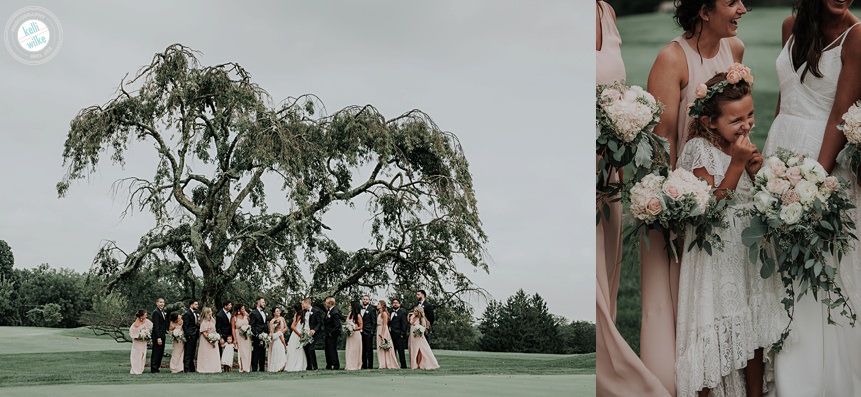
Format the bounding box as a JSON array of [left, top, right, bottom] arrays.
[[791, 0, 824, 82], [688, 72, 753, 148]]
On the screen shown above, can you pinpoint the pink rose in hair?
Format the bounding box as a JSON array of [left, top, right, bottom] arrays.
[[695, 83, 708, 99], [727, 70, 742, 84]]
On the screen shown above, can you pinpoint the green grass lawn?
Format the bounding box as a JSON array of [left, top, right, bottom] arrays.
[[613, 8, 793, 354], [0, 327, 594, 396]]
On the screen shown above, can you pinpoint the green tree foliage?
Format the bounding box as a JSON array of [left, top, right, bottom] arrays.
[[0, 240, 13, 276], [26, 303, 63, 327], [58, 44, 487, 308], [558, 319, 597, 354], [478, 289, 562, 354], [0, 264, 98, 328], [81, 293, 132, 342]]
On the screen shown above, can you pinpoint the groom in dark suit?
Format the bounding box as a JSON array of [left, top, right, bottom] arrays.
[[389, 298, 409, 369], [150, 297, 167, 373], [215, 300, 232, 355], [323, 296, 341, 370], [302, 298, 323, 370], [416, 290, 435, 342], [181, 299, 199, 372], [249, 297, 267, 372], [360, 294, 377, 369]]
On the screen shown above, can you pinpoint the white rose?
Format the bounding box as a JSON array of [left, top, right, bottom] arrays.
[[757, 165, 775, 182], [794, 180, 819, 205], [800, 158, 826, 183], [753, 190, 777, 214], [787, 156, 800, 167], [601, 88, 622, 102], [779, 202, 804, 225], [766, 178, 790, 195]]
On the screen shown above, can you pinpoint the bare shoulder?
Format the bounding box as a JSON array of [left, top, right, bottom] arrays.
[[650, 41, 687, 82], [842, 21, 861, 59], [782, 15, 796, 45], [728, 37, 745, 62]]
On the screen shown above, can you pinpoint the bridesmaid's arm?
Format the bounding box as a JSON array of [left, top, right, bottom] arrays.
[[818, 27, 861, 173], [231, 316, 237, 344], [775, 15, 796, 118], [356, 315, 363, 331], [647, 42, 687, 169], [729, 36, 745, 63]]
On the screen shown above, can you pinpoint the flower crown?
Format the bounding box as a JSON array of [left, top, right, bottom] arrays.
[[686, 63, 754, 119]]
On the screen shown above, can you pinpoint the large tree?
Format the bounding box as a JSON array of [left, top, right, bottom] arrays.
[[58, 44, 487, 307]]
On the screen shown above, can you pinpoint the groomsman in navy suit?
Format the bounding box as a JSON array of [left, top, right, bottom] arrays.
[[249, 297, 268, 372], [215, 300, 232, 355], [323, 296, 341, 370], [181, 299, 200, 372], [360, 295, 377, 369], [150, 297, 167, 373], [416, 290, 435, 342], [388, 298, 409, 369]]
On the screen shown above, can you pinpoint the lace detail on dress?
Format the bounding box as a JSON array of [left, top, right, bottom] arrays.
[[679, 138, 731, 186]]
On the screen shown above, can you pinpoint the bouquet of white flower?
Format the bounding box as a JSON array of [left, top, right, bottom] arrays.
[[299, 331, 314, 348], [206, 332, 221, 346], [412, 324, 427, 338], [137, 328, 152, 341], [626, 168, 731, 261], [258, 332, 271, 347], [837, 100, 861, 182], [342, 321, 355, 336], [742, 148, 858, 351], [170, 328, 186, 343], [239, 324, 252, 339], [379, 337, 392, 350], [596, 81, 669, 223]]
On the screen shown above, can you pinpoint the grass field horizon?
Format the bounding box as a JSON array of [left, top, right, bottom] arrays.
[[613, 7, 792, 353], [0, 326, 593, 396]]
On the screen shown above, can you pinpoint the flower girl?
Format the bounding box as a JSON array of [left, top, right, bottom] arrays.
[[221, 335, 235, 372], [674, 65, 786, 397]]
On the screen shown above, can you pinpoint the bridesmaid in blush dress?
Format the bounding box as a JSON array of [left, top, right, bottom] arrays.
[[196, 307, 222, 373], [596, 3, 671, 395], [375, 301, 399, 369], [129, 309, 152, 375], [344, 301, 364, 371], [642, 0, 746, 393], [168, 313, 184, 373], [231, 304, 252, 372], [407, 307, 438, 370]]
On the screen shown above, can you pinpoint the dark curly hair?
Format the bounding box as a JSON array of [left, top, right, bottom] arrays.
[[674, 0, 719, 64], [135, 309, 147, 319], [688, 72, 753, 148]]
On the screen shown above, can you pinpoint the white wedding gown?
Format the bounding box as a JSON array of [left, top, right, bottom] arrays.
[[762, 24, 861, 397], [284, 321, 308, 371]]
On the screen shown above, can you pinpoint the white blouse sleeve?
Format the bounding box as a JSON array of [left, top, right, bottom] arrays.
[[678, 138, 728, 186]]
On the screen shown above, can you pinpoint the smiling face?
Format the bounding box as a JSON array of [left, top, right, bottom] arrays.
[[702, 0, 747, 38], [156, 298, 164, 310], [705, 94, 755, 147], [822, 0, 854, 16], [362, 296, 370, 306]]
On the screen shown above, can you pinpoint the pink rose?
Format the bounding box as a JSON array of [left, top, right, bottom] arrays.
[[770, 159, 787, 177], [782, 189, 800, 205], [663, 183, 681, 200], [786, 167, 803, 186], [766, 178, 790, 195], [695, 83, 708, 99], [726, 70, 741, 84], [601, 88, 622, 102], [645, 197, 663, 216], [824, 176, 841, 192]]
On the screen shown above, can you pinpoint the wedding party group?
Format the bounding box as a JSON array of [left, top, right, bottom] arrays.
[[597, 0, 861, 396], [128, 290, 440, 375]]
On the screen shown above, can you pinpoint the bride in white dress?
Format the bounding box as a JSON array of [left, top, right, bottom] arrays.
[[762, 4, 861, 395], [284, 304, 308, 372], [267, 307, 287, 372]]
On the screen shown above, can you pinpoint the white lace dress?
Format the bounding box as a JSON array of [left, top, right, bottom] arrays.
[[675, 138, 788, 397], [762, 24, 861, 397]]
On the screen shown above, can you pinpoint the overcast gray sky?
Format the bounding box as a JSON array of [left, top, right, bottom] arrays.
[[0, 1, 593, 321]]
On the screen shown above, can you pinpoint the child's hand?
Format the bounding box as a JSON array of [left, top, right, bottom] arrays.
[[729, 134, 757, 166], [746, 148, 763, 177]]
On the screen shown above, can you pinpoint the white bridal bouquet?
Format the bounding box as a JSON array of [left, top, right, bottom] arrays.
[[299, 331, 314, 348], [627, 168, 731, 261], [342, 321, 355, 336], [412, 324, 427, 338], [206, 332, 221, 346], [170, 328, 186, 343], [379, 337, 392, 351], [742, 148, 858, 351], [239, 324, 252, 339], [137, 328, 152, 341], [596, 81, 668, 223], [258, 332, 271, 346], [838, 101, 861, 181]]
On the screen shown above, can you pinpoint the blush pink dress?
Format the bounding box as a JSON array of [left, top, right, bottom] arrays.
[[233, 315, 252, 372], [344, 316, 363, 370], [129, 319, 152, 374], [169, 324, 184, 373], [596, 2, 671, 396], [196, 319, 222, 373], [408, 317, 439, 370], [376, 313, 399, 369]]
